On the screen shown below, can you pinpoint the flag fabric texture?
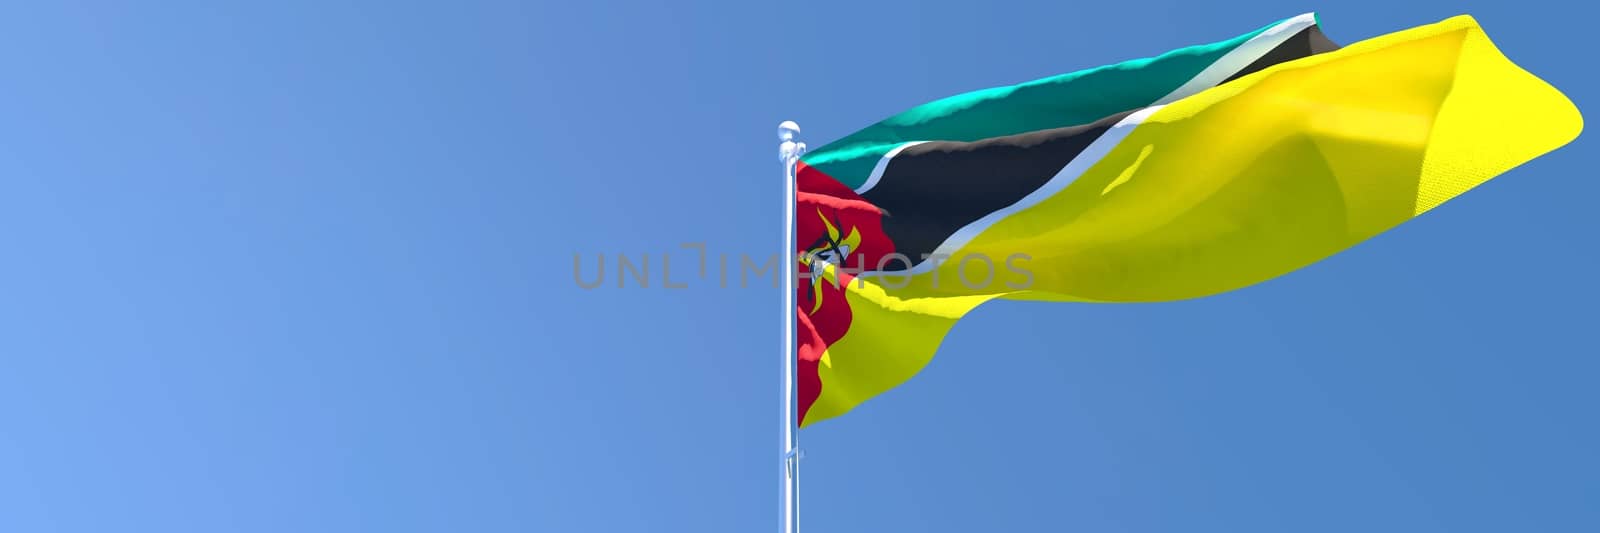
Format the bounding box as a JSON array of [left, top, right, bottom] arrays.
[[794, 13, 1582, 427]]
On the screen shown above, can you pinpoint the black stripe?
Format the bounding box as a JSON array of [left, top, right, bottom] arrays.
[[1221, 25, 1341, 85], [862, 110, 1133, 270]]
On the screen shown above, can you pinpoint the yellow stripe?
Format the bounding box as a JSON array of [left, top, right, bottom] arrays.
[[971, 15, 1579, 302], [1414, 22, 1584, 214], [803, 272, 995, 426], [803, 15, 1581, 427]]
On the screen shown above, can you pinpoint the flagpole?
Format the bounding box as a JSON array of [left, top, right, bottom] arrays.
[[778, 120, 805, 533]]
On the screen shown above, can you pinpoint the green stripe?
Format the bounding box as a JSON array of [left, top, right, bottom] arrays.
[[801, 16, 1291, 189]]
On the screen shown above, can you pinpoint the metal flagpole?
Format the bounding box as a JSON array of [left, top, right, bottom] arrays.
[[778, 121, 805, 533]]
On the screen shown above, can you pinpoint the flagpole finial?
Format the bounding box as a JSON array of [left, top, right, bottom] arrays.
[[778, 121, 806, 165]]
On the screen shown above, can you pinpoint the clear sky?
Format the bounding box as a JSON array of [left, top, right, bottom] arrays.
[[0, 1, 1595, 532]]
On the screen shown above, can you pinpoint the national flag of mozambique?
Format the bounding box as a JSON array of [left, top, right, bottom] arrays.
[[794, 13, 1581, 427]]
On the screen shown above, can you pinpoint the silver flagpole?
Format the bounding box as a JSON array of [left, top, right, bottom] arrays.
[[778, 121, 805, 533]]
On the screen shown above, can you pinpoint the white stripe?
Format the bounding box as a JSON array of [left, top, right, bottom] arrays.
[[1153, 12, 1318, 105], [854, 141, 928, 194], [858, 106, 1163, 278]]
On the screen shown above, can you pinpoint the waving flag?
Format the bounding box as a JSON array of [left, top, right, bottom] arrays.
[[795, 14, 1582, 427]]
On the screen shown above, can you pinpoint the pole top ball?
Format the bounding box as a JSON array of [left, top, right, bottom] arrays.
[[778, 121, 801, 142]]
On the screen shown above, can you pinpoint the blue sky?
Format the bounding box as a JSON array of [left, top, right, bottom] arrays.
[[1, 1, 1595, 531]]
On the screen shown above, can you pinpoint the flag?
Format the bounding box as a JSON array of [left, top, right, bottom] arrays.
[[794, 14, 1582, 427]]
